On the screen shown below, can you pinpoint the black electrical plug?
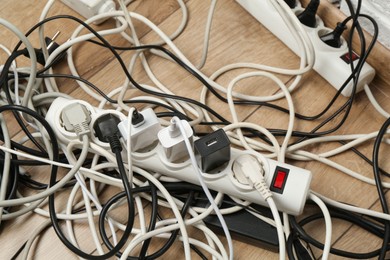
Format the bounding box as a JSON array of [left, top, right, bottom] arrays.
[[131, 109, 144, 127], [194, 129, 230, 173], [320, 23, 347, 48], [23, 31, 67, 66], [284, 0, 296, 8], [93, 114, 122, 153], [297, 0, 320, 28]]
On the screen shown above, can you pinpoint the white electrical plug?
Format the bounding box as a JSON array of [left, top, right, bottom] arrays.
[[118, 108, 161, 152], [158, 119, 193, 162]]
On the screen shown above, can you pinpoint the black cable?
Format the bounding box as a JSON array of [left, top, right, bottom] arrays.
[[12, 15, 228, 123], [372, 117, 390, 260], [289, 215, 388, 259], [0, 50, 48, 154], [139, 183, 158, 260]]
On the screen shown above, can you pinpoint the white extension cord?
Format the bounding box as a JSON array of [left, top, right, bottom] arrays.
[[45, 97, 312, 216], [236, 0, 376, 97]]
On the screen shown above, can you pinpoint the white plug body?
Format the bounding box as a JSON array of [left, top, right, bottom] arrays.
[[45, 97, 125, 149], [236, 0, 375, 97], [61, 0, 115, 24], [158, 120, 193, 162], [118, 108, 161, 151]]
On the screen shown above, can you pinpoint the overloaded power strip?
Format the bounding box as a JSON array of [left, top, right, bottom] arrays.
[[46, 98, 312, 215], [236, 0, 375, 97]]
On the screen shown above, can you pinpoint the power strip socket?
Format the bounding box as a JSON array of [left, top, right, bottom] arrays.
[[236, 0, 375, 97], [132, 146, 311, 215], [46, 98, 312, 216]]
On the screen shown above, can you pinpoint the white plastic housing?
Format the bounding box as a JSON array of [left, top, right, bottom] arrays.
[[45, 97, 126, 149], [158, 120, 193, 162], [45, 97, 95, 143], [236, 0, 375, 97], [118, 108, 161, 151], [132, 147, 311, 215]]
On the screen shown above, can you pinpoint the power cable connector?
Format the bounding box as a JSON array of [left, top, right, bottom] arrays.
[[158, 119, 193, 162], [93, 114, 122, 152], [320, 22, 347, 48], [284, 0, 296, 9], [61, 102, 91, 139], [194, 129, 230, 173], [297, 0, 320, 28], [23, 31, 67, 66], [233, 154, 272, 200], [118, 108, 161, 151]]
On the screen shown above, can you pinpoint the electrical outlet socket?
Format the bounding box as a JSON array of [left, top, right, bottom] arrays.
[[236, 0, 375, 97]]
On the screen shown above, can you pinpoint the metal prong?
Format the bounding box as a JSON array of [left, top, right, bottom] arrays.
[[47, 31, 61, 49]]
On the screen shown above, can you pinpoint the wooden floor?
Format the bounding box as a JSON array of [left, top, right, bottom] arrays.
[[1, 0, 390, 259]]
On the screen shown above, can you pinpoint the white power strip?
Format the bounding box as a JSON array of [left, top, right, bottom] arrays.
[[132, 146, 311, 215], [46, 98, 312, 215], [236, 0, 375, 97]]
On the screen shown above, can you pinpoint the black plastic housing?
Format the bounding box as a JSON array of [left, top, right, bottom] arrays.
[[194, 129, 230, 173]]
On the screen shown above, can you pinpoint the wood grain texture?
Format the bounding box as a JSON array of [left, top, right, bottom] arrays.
[[1, 0, 390, 259]]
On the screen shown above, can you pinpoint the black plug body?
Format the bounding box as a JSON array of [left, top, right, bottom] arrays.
[[93, 114, 122, 152], [284, 0, 296, 8], [194, 129, 230, 173], [320, 23, 347, 48], [131, 109, 144, 126], [23, 33, 67, 66], [297, 0, 320, 28]]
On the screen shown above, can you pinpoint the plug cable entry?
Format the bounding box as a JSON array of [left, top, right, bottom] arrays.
[[91, 113, 136, 259], [61, 103, 91, 138], [297, 0, 320, 28], [234, 154, 286, 260], [320, 22, 347, 48], [284, 0, 296, 9]]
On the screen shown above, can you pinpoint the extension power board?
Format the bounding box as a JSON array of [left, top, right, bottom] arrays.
[[46, 98, 312, 216], [236, 0, 375, 97], [131, 145, 311, 215]]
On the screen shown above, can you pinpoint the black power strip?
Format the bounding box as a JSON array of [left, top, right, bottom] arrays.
[[193, 193, 279, 251]]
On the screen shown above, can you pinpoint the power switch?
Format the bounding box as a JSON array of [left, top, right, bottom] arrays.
[[270, 166, 289, 194]]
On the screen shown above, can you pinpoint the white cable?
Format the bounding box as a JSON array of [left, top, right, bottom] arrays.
[[226, 71, 295, 163], [0, 115, 12, 224], [0, 44, 19, 105], [309, 193, 332, 260], [173, 117, 232, 260], [0, 136, 89, 207], [364, 83, 390, 118], [0, 18, 37, 108], [116, 2, 202, 119], [313, 191, 390, 221], [195, 0, 217, 69]]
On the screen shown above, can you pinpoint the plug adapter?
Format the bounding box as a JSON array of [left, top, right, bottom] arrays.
[[194, 129, 230, 173], [157, 119, 193, 162], [118, 108, 161, 152]]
